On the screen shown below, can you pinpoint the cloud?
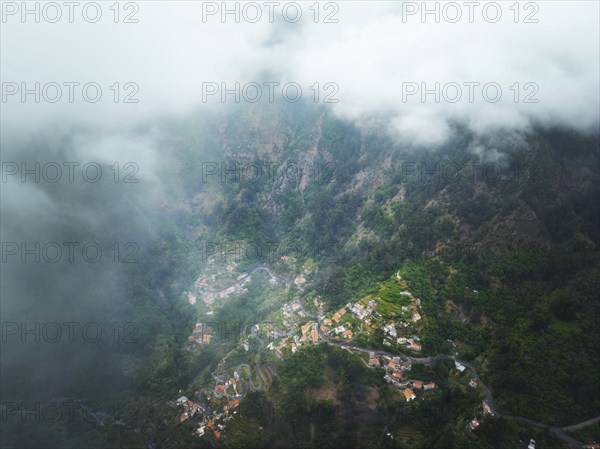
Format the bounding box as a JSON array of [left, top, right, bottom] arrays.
[[281, 2, 599, 144], [1, 1, 598, 141]]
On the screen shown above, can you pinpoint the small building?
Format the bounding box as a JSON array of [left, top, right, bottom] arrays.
[[311, 328, 320, 343], [482, 401, 494, 416], [408, 342, 422, 352], [469, 418, 479, 431], [404, 389, 416, 402]]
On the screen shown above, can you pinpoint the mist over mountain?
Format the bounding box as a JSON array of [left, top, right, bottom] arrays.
[[1, 2, 599, 449]]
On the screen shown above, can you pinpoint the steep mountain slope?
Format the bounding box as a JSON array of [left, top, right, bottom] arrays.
[[165, 102, 600, 428]]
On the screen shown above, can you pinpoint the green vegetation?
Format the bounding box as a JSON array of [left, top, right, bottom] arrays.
[[6, 104, 597, 448]]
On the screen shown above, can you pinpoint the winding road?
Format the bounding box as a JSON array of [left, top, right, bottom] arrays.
[[308, 303, 598, 449], [201, 266, 292, 294], [199, 271, 599, 447], [237, 363, 265, 393]]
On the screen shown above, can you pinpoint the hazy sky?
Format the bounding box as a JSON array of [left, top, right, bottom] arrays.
[[2, 1, 599, 145]]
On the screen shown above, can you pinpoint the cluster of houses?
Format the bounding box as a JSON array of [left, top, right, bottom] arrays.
[[443, 359, 498, 433], [262, 304, 318, 357], [318, 304, 367, 341], [175, 369, 244, 439], [291, 302, 307, 318], [175, 394, 233, 440], [262, 283, 427, 366], [179, 267, 600, 447], [379, 313, 423, 351], [176, 395, 202, 422], [187, 260, 252, 313], [321, 316, 354, 340], [188, 323, 212, 345], [468, 402, 495, 431], [259, 299, 361, 359], [350, 299, 377, 322], [192, 397, 238, 439], [367, 352, 437, 401], [344, 289, 425, 351], [277, 321, 322, 355], [213, 371, 242, 398], [208, 276, 250, 302], [464, 364, 495, 433], [185, 267, 461, 438], [395, 336, 422, 352], [331, 307, 348, 324], [263, 303, 308, 357]]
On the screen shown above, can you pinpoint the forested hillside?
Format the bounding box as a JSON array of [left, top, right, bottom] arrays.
[[160, 103, 600, 432], [3, 103, 598, 448]]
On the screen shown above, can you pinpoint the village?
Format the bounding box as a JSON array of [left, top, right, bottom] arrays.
[[175, 262, 536, 444], [185, 259, 252, 315], [173, 390, 238, 440], [251, 268, 429, 362]]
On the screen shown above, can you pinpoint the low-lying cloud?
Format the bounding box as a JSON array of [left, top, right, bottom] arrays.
[[2, 1, 598, 144]]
